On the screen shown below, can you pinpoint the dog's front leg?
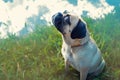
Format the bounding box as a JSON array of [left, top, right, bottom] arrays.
[[80, 68, 88, 80], [65, 60, 70, 73]]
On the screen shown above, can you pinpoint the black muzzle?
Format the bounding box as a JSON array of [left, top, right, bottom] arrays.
[[52, 12, 71, 33]]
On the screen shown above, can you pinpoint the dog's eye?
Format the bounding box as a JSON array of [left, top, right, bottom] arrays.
[[64, 15, 71, 25]]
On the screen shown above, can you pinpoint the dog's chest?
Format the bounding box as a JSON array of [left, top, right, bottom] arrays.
[[61, 46, 80, 70]]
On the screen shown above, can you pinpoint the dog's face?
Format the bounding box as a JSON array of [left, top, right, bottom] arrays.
[[52, 11, 87, 39]]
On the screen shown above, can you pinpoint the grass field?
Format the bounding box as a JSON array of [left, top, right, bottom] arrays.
[[0, 15, 120, 80]]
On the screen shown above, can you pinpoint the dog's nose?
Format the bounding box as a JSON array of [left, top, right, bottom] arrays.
[[52, 12, 63, 24], [56, 12, 63, 18], [52, 12, 62, 20], [53, 12, 63, 18], [52, 12, 63, 27]]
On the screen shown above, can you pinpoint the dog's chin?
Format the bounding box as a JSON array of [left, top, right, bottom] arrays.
[[52, 20, 64, 33]]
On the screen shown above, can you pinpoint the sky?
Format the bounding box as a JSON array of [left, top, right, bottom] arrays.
[[0, 0, 115, 38]]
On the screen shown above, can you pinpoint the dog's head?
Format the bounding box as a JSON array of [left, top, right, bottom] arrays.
[[52, 11, 87, 39]]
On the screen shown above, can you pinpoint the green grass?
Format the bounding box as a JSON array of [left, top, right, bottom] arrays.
[[0, 16, 120, 80]]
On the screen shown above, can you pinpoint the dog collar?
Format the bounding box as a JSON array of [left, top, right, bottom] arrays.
[[71, 40, 88, 47], [71, 44, 81, 47], [71, 32, 90, 47]]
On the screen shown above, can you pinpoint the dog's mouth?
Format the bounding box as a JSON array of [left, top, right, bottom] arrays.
[[52, 12, 71, 33]]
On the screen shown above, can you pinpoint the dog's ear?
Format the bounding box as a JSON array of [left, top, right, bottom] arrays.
[[71, 20, 86, 39]]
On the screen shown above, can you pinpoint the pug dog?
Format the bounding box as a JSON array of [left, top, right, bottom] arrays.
[[52, 11, 105, 80]]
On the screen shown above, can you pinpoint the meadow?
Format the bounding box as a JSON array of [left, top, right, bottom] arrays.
[[0, 12, 120, 80]]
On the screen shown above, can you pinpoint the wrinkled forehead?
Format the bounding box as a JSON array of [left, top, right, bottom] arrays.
[[67, 12, 86, 25], [63, 11, 73, 17], [63, 11, 78, 16], [64, 12, 80, 26]]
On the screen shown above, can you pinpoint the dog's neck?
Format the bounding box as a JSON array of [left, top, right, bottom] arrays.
[[62, 31, 90, 47], [71, 32, 90, 47]]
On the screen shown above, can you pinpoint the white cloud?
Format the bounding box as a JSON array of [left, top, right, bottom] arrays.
[[41, 0, 114, 23], [0, 0, 114, 38]]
